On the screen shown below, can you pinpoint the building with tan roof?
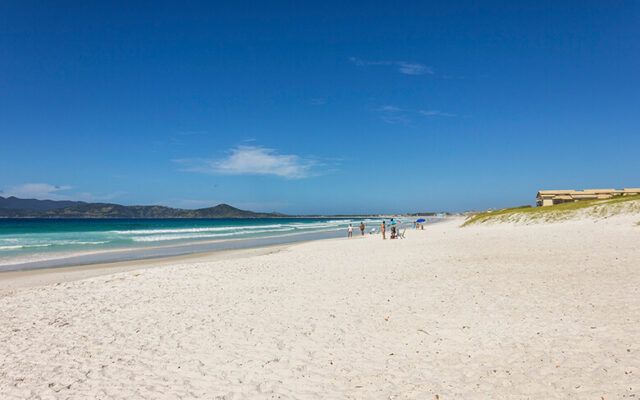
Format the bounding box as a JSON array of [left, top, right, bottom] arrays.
[[536, 188, 640, 206]]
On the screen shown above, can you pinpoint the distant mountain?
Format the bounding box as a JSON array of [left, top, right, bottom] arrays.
[[0, 196, 85, 211], [0, 197, 286, 218], [188, 204, 286, 218]]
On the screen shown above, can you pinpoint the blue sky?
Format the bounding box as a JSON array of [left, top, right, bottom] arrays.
[[1, 1, 638, 214]]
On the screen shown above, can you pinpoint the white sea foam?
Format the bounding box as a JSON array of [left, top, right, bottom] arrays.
[[67, 241, 110, 245], [288, 221, 352, 230], [0, 244, 51, 250], [0, 245, 27, 250], [130, 228, 295, 242], [110, 221, 355, 236], [110, 224, 285, 234], [0, 241, 109, 251]]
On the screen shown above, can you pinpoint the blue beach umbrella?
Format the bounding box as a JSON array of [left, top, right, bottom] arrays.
[[416, 218, 426, 223]]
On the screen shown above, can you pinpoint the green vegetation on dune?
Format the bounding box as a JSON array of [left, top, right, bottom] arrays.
[[463, 194, 640, 226]]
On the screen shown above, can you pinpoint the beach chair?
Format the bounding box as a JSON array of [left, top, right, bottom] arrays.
[[398, 229, 406, 239]]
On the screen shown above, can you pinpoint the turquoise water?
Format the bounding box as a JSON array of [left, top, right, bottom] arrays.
[[0, 217, 400, 269]]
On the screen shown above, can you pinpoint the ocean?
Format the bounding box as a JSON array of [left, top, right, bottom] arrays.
[[0, 217, 433, 272]]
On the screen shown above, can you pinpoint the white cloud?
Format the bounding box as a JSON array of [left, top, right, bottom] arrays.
[[377, 105, 411, 125], [348, 57, 393, 67], [374, 106, 457, 124], [176, 146, 319, 179], [420, 110, 456, 117], [349, 57, 434, 76], [396, 62, 434, 75], [380, 105, 402, 112], [1, 183, 72, 199], [380, 115, 409, 125]]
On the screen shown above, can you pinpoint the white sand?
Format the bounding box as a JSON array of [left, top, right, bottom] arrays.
[[1, 217, 639, 399]]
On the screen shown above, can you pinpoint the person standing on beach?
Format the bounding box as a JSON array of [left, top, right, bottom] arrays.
[[381, 221, 386, 240], [348, 224, 353, 238], [359, 222, 365, 236]]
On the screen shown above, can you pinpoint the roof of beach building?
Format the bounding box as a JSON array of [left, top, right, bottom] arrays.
[[581, 189, 616, 193], [537, 188, 640, 198], [537, 190, 575, 195]]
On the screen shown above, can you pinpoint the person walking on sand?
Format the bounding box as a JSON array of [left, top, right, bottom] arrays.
[[359, 222, 365, 236], [381, 221, 386, 240], [347, 224, 353, 238]]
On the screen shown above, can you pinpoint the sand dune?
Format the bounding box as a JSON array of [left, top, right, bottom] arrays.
[[1, 216, 639, 399]]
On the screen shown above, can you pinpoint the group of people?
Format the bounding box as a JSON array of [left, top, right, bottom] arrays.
[[346, 222, 367, 238], [379, 218, 401, 239], [347, 218, 410, 240]]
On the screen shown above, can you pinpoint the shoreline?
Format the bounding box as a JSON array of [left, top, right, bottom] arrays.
[[0, 228, 344, 272], [0, 217, 442, 292], [0, 233, 352, 293], [1, 218, 441, 274]]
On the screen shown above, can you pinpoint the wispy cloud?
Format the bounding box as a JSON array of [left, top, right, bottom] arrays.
[[349, 57, 434, 76], [348, 57, 393, 67], [396, 62, 433, 75], [1, 183, 72, 199], [175, 145, 321, 179], [375, 106, 457, 124], [377, 105, 411, 125], [310, 98, 328, 106], [420, 110, 457, 117]]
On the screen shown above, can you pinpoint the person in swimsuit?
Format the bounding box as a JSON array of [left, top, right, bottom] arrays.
[[348, 224, 353, 238], [359, 222, 365, 236], [381, 221, 386, 240]]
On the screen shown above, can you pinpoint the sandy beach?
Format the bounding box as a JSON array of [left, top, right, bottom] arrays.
[[1, 216, 639, 399]]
